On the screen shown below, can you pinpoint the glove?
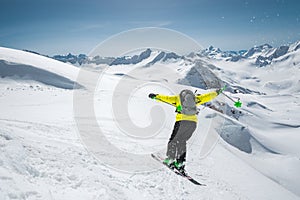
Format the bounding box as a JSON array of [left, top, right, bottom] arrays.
[[148, 93, 157, 99], [216, 88, 223, 95], [216, 85, 227, 95]]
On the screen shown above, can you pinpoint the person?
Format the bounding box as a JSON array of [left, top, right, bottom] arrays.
[[148, 88, 223, 173]]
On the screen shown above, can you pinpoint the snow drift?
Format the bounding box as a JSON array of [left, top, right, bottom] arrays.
[[0, 47, 81, 89]]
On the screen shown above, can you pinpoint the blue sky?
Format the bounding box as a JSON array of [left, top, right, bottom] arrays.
[[0, 0, 299, 55]]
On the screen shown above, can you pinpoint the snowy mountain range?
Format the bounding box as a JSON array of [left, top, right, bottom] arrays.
[[49, 48, 183, 66], [197, 41, 300, 67], [1, 41, 300, 200], [47, 40, 300, 68]]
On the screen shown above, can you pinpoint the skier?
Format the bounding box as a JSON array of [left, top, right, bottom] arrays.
[[148, 88, 223, 174]]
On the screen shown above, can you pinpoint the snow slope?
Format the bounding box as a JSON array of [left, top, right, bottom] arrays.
[[0, 47, 299, 200], [0, 47, 80, 89], [200, 46, 300, 196]]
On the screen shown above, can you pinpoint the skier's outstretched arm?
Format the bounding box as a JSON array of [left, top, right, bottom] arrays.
[[196, 91, 218, 105], [148, 94, 178, 106]]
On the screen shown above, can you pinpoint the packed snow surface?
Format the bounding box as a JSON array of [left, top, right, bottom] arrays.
[[0, 46, 299, 199]]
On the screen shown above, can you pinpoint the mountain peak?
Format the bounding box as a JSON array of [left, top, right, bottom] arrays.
[[207, 45, 221, 52], [244, 43, 272, 58], [110, 48, 152, 65], [255, 43, 273, 49]]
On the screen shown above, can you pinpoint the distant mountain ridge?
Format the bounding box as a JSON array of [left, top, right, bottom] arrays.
[[47, 48, 183, 66], [23, 40, 300, 67], [198, 41, 300, 67], [52, 53, 88, 65]]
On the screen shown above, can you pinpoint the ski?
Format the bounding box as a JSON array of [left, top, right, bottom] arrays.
[[151, 154, 206, 186]]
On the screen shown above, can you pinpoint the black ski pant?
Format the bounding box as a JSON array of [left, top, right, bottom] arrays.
[[167, 120, 197, 163]]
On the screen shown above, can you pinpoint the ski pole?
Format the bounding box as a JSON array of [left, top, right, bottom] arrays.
[[219, 84, 242, 108], [221, 92, 242, 108], [221, 91, 235, 103]]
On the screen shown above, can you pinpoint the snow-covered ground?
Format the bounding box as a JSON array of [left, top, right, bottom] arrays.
[[0, 46, 299, 199]]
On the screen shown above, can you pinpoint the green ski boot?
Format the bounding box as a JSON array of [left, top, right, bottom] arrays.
[[163, 157, 175, 169], [174, 161, 186, 174]]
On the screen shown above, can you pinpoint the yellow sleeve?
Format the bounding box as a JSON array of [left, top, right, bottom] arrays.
[[196, 91, 218, 105], [155, 95, 179, 107]]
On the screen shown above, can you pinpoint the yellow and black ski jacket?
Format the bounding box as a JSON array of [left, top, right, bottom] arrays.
[[155, 91, 218, 122]]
